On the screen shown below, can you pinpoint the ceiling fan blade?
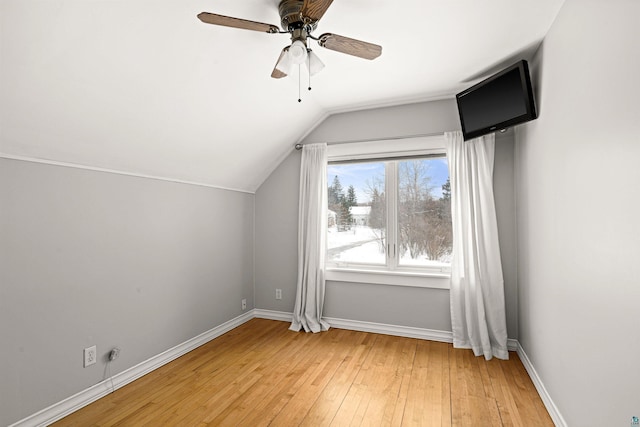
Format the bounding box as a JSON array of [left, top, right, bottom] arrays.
[[300, 0, 334, 22], [318, 33, 382, 60], [197, 12, 280, 33], [271, 48, 289, 79]]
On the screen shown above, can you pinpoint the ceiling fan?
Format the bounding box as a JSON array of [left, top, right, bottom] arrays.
[[197, 0, 382, 80]]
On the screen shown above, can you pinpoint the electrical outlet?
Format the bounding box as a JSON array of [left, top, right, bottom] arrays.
[[275, 289, 282, 300], [109, 347, 120, 361], [84, 345, 97, 367], [241, 298, 247, 310]]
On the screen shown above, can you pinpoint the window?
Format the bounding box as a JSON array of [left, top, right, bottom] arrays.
[[324, 136, 452, 287]]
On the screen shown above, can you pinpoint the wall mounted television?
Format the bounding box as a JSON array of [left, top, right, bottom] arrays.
[[456, 59, 537, 141]]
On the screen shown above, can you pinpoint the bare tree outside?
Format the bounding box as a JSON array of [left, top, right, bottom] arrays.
[[397, 159, 452, 263], [365, 175, 386, 254]]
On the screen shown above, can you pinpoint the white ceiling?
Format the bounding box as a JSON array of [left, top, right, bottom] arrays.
[[0, 0, 565, 193]]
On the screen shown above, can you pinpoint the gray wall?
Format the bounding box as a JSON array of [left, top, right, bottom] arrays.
[[515, 0, 640, 425], [0, 158, 254, 426], [255, 99, 519, 337]]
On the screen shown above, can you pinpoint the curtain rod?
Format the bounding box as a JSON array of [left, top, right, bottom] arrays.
[[294, 132, 448, 150]]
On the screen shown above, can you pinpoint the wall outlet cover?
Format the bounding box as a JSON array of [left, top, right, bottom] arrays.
[[84, 345, 97, 367]]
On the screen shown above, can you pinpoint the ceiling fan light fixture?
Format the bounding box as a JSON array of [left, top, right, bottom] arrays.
[[307, 49, 325, 76], [289, 40, 307, 65]]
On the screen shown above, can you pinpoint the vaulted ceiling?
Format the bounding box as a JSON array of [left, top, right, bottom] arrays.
[[0, 0, 565, 192]]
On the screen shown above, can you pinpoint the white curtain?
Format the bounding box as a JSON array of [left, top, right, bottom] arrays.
[[290, 143, 331, 333], [445, 131, 508, 360]]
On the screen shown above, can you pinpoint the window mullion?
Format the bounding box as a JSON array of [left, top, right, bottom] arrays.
[[386, 161, 398, 270]]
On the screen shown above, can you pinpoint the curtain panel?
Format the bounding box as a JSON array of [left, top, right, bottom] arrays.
[[290, 143, 330, 333], [445, 131, 508, 360]]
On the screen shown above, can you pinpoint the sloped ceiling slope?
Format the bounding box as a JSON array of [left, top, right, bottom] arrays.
[[0, 0, 564, 193]]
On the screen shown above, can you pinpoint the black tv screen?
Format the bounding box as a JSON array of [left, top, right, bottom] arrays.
[[456, 60, 537, 141]]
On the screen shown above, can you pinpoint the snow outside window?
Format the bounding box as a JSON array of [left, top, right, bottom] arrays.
[[326, 155, 452, 279]]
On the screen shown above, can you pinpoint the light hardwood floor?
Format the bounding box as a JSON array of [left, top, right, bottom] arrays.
[[53, 318, 554, 426]]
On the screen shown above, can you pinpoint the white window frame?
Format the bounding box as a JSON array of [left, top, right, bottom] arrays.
[[325, 135, 451, 290]]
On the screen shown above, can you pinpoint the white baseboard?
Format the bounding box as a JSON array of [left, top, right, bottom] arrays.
[[254, 309, 519, 352], [330, 316, 517, 353], [255, 309, 454, 343], [253, 309, 293, 322], [11, 309, 561, 427], [516, 343, 567, 427], [326, 315, 455, 343], [9, 311, 255, 427]]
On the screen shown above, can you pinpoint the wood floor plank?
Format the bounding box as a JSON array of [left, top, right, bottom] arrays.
[[502, 355, 555, 426], [52, 319, 553, 427], [268, 330, 367, 426], [329, 333, 386, 425], [329, 334, 417, 426], [300, 331, 375, 426], [374, 336, 416, 426], [228, 332, 343, 426], [449, 347, 504, 427], [172, 327, 317, 425], [403, 340, 452, 426]]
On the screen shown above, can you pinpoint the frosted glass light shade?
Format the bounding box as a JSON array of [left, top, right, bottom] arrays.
[[307, 50, 325, 76], [275, 48, 292, 75], [289, 40, 307, 65]]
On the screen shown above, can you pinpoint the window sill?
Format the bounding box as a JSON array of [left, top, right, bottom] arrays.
[[325, 267, 450, 289]]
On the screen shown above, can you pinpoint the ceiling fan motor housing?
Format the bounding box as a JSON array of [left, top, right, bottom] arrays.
[[279, 0, 318, 32]]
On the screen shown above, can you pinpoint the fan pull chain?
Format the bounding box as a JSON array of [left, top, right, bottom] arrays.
[[308, 53, 312, 92], [298, 64, 302, 103]]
